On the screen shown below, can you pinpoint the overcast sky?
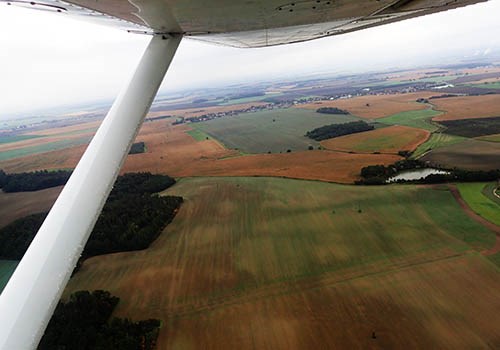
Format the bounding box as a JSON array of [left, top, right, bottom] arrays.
[[1, 0, 500, 116]]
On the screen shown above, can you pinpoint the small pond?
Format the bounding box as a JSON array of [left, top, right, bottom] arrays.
[[387, 168, 449, 183]]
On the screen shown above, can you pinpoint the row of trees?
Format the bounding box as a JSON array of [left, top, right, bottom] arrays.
[[0, 169, 71, 192], [39, 290, 160, 350], [0, 173, 182, 262], [305, 121, 374, 141]]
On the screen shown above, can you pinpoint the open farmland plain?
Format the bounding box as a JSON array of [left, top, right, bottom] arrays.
[[194, 108, 359, 154], [377, 108, 443, 132], [320, 125, 429, 154], [457, 182, 500, 226], [0, 120, 401, 184], [64, 177, 500, 349]]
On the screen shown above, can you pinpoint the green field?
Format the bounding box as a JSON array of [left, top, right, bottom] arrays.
[[186, 129, 212, 141], [0, 136, 92, 162], [0, 134, 42, 144], [378, 109, 443, 132], [469, 82, 500, 89], [64, 177, 500, 348], [458, 182, 500, 226], [194, 108, 359, 153], [0, 260, 18, 294], [413, 132, 466, 158]]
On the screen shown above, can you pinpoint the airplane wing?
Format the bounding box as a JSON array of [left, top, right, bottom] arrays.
[[2, 0, 488, 47]]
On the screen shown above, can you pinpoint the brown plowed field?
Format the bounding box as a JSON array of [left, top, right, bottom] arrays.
[[432, 94, 500, 121], [320, 125, 430, 154], [0, 120, 401, 183], [296, 92, 435, 119], [0, 186, 62, 228], [26, 121, 101, 136]]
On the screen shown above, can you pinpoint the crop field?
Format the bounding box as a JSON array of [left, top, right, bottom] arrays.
[[296, 92, 435, 119], [320, 125, 429, 154], [0, 260, 18, 293], [412, 133, 466, 158], [478, 133, 500, 142], [0, 186, 62, 228], [470, 82, 500, 89], [432, 94, 500, 121], [0, 134, 42, 144], [457, 182, 500, 226], [64, 177, 500, 349], [194, 108, 359, 154], [377, 109, 443, 132], [0, 136, 92, 162], [421, 139, 500, 171], [185, 129, 212, 142]]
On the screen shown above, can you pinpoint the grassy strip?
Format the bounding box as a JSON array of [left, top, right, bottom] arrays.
[[457, 182, 500, 226], [413, 133, 466, 158], [378, 109, 443, 132], [0, 134, 43, 144], [478, 133, 500, 143], [186, 128, 212, 141]]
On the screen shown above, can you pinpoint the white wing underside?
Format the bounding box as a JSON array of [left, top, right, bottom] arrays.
[[1, 0, 488, 47]]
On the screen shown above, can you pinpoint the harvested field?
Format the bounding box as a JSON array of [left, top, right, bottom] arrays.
[[65, 177, 500, 349], [195, 108, 359, 154], [421, 139, 500, 171], [432, 94, 500, 121], [0, 186, 62, 228], [320, 125, 429, 154], [26, 121, 100, 137], [296, 92, 436, 119]]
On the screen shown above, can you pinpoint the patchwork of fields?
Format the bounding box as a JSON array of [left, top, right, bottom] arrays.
[[194, 108, 358, 154], [64, 177, 500, 349]]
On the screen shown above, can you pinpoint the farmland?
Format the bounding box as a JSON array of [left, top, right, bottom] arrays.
[[377, 108, 443, 132], [320, 125, 429, 154], [478, 133, 500, 142], [412, 133, 466, 158], [457, 182, 500, 226], [432, 94, 500, 121], [297, 92, 435, 119], [0, 186, 62, 228], [438, 116, 500, 138], [194, 108, 359, 154], [64, 177, 500, 349], [421, 139, 500, 170]]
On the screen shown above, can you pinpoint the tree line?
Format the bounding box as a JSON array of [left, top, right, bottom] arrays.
[[305, 121, 374, 141], [0, 169, 71, 192], [39, 290, 160, 350], [0, 173, 182, 262]]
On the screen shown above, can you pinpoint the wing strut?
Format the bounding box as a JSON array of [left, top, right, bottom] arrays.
[[0, 33, 182, 350]]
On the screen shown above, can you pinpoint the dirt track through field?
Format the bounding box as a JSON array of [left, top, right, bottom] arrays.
[[449, 184, 500, 255]]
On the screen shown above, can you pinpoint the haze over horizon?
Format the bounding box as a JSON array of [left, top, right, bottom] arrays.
[[1, 0, 500, 116]]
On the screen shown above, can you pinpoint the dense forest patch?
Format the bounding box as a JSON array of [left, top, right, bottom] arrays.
[[0, 169, 71, 192], [306, 121, 374, 141], [39, 290, 160, 350]]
